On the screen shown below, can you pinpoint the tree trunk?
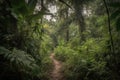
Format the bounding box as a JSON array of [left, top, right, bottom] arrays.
[[74, 3, 86, 42]]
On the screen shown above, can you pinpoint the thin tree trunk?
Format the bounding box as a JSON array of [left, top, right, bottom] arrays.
[[74, 3, 86, 42], [66, 28, 69, 41], [65, 8, 69, 42], [103, 0, 115, 53]]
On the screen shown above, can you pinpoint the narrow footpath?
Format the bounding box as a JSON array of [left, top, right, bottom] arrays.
[[50, 53, 64, 80]]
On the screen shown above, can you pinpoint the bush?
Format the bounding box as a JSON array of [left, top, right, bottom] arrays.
[[54, 38, 113, 80], [54, 46, 77, 62]]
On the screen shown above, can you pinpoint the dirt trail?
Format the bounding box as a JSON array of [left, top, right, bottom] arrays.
[[50, 53, 64, 80]]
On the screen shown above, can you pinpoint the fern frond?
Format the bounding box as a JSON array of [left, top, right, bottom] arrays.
[[0, 46, 39, 75]]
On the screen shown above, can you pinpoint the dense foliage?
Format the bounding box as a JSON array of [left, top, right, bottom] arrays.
[[0, 0, 120, 80]]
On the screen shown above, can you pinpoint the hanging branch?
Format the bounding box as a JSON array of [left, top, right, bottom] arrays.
[[103, 0, 115, 54], [59, 0, 72, 9]]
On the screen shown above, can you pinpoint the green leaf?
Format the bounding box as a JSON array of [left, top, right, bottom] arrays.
[[111, 9, 120, 20], [0, 46, 11, 55], [11, 0, 29, 16], [0, 46, 39, 73], [28, 0, 37, 13]]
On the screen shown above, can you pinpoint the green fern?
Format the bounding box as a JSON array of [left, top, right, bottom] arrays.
[[0, 46, 39, 75], [108, 2, 120, 31]]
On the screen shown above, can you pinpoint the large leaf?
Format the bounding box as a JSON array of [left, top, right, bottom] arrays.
[[110, 9, 120, 19], [28, 0, 37, 14], [11, 0, 29, 16]]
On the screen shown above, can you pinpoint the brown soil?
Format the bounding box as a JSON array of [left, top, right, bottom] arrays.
[[49, 53, 64, 80]]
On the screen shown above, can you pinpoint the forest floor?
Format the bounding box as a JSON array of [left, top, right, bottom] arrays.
[[49, 53, 64, 80]]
